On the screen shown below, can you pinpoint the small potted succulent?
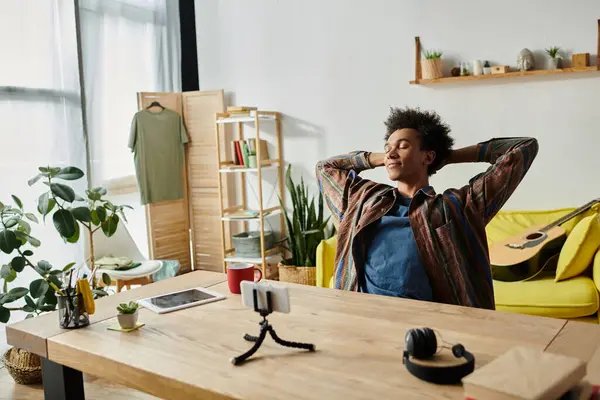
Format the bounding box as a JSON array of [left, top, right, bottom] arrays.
[[116, 301, 139, 329], [545, 46, 562, 69], [421, 50, 443, 79]]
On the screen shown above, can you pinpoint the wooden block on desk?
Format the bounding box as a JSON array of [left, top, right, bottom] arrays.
[[572, 53, 590, 68], [491, 66, 510, 74]]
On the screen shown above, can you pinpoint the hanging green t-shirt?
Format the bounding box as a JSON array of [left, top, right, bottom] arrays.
[[128, 109, 189, 205]]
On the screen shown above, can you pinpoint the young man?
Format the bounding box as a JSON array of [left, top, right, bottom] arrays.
[[316, 107, 538, 310]]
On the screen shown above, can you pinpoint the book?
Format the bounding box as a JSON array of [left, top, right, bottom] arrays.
[[235, 141, 245, 167], [462, 347, 586, 400], [227, 106, 257, 112], [241, 141, 250, 167], [231, 141, 240, 165]]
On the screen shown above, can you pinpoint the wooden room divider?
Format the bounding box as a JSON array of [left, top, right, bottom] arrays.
[[136, 90, 231, 274]]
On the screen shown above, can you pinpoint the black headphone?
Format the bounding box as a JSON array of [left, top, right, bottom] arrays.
[[403, 327, 475, 384]]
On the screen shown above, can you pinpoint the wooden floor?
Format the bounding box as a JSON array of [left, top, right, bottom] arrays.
[[1, 326, 159, 400]]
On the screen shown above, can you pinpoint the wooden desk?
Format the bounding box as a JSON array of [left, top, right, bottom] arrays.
[[7, 272, 600, 399]]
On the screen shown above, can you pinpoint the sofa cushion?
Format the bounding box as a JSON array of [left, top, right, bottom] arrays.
[[494, 275, 599, 319], [594, 250, 600, 293], [556, 213, 600, 282]]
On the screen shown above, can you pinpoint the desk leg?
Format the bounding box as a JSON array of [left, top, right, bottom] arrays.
[[41, 358, 85, 399]]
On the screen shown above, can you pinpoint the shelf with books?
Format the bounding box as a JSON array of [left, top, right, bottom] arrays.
[[214, 107, 286, 277]]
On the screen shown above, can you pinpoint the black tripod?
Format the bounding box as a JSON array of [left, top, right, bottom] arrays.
[[231, 289, 315, 366]]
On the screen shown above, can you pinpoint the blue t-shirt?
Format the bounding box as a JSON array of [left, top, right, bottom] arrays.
[[361, 194, 433, 301]]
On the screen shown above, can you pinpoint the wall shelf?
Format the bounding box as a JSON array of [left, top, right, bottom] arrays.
[[410, 19, 600, 86], [410, 66, 600, 85]]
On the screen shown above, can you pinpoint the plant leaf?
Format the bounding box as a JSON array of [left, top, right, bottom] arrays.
[[17, 219, 31, 235], [38, 192, 50, 215], [4, 217, 18, 228], [35, 260, 53, 276], [6, 287, 29, 302], [92, 289, 109, 298], [11, 256, 26, 272], [55, 166, 84, 181], [30, 279, 49, 299], [25, 235, 41, 248], [23, 304, 35, 313], [66, 221, 80, 243], [52, 209, 76, 238], [50, 183, 76, 203], [0, 230, 19, 253], [25, 213, 39, 223], [102, 272, 111, 286], [87, 190, 102, 202], [39, 305, 56, 312], [25, 295, 36, 308], [23, 249, 33, 256], [62, 262, 76, 272], [91, 187, 108, 196], [0, 307, 9, 323], [28, 174, 43, 186], [11, 195, 23, 209], [72, 207, 91, 223], [96, 206, 106, 223], [0, 264, 11, 279], [101, 214, 119, 237]]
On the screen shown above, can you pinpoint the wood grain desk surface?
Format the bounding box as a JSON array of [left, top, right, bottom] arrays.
[[7, 271, 600, 399]]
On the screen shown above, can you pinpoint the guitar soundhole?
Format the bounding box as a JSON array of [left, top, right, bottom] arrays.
[[526, 232, 543, 240]]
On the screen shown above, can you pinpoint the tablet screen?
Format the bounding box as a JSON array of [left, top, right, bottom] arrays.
[[149, 289, 216, 309]]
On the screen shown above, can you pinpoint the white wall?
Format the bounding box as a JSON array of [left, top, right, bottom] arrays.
[[195, 0, 600, 211]]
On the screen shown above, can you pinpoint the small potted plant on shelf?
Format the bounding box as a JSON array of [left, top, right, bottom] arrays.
[[422, 50, 444, 80], [277, 166, 334, 286], [117, 301, 139, 329], [545, 46, 562, 69]]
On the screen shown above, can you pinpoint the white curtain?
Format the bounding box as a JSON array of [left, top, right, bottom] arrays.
[[0, 0, 86, 318], [79, 0, 182, 257]]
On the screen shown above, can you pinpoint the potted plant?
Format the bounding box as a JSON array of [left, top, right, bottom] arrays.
[[545, 46, 562, 69], [483, 61, 491, 75], [117, 301, 139, 329], [277, 166, 334, 286], [422, 50, 443, 80]]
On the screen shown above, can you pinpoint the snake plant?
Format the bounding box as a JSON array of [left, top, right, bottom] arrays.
[[280, 165, 333, 267]]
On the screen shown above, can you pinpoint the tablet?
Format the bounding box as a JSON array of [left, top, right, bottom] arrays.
[[138, 287, 226, 314]]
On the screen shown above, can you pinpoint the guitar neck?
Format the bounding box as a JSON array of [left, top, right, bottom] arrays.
[[541, 199, 600, 231]]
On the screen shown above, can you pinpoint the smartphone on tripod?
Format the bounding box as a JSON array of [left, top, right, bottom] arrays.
[[240, 281, 291, 313]]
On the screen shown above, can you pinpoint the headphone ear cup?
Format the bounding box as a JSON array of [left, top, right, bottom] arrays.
[[405, 330, 417, 356], [422, 328, 437, 358], [452, 344, 465, 358]]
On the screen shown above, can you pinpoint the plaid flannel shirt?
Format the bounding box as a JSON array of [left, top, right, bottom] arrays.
[[316, 137, 539, 309]]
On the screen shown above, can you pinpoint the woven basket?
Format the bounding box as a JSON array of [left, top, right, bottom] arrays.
[[2, 347, 43, 385], [232, 230, 274, 257], [278, 262, 316, 286]]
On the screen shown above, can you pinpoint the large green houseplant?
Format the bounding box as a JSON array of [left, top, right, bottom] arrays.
[[278, 165, 334, 285], [0, 165, 129, 324]]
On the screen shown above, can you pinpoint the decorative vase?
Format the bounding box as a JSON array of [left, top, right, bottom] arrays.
[[483, 67, 491, 75], [248, 155, 257, 168], [277, 261, 316, 286], [57, 293, 89, 329], [472, 60, 483, 76], [421, 58, 443, 80], [548, 58, 561, 69], [118, 310, 139, 329]]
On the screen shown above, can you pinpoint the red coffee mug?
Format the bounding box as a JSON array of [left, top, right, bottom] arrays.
[[227, 263, 263, 294]]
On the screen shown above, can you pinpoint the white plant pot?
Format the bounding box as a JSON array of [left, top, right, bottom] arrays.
[[118, 310, 139, 329], [483, 67, 491, 75]]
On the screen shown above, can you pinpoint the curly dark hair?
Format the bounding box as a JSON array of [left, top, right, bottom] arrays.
[[384, 106, 454, 175]]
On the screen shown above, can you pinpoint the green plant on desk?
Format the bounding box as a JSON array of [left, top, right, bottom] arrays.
[[423, 50, 442, 59], [545, 46, 562, 59], [117, 301, 139, 314]]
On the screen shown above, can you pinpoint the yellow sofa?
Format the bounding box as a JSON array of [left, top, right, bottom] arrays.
[[316, 207, 600, 323]]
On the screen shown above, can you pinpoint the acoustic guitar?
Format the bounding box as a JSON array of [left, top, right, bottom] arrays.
[[489, 199, 600, 282]]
